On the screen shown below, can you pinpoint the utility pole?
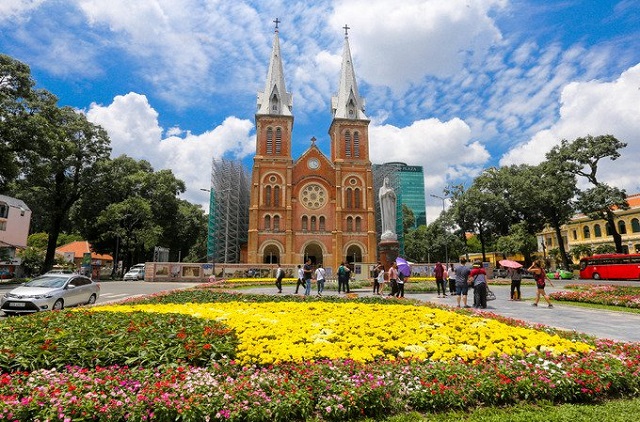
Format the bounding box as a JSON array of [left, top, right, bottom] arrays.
[[430, 194, 448, 264]]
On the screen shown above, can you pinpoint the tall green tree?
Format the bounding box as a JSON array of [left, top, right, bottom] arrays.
[[546, 135, 628, 252], [13, 105, 111, 271]]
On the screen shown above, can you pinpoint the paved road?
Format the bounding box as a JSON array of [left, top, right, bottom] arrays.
[[235, 281, 640, 343]]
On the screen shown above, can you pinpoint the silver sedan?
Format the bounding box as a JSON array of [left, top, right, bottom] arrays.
[[0, 273, 100, 316]]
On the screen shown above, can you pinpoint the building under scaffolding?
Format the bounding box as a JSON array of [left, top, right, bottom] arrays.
[[206, 159, 250, 264]]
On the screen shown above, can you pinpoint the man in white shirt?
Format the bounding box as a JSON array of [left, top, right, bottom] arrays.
[[314, 263, 326, 296]]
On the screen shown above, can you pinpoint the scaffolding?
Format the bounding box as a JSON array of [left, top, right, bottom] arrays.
[[206, 159, 250, 264]]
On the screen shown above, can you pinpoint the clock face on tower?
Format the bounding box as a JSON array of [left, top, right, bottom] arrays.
[[307, 158, 320, 170]]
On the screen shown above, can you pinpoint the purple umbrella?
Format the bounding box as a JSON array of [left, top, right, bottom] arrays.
[[395, 257, 412, 277]]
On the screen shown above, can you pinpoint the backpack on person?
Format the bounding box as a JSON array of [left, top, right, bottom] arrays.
[[338, 266, 346, 277]]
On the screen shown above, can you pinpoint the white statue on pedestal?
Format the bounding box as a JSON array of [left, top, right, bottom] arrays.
[[379, 177, 397, 241]]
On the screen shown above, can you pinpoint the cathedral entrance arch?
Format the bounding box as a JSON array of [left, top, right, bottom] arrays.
[[262, 244, 281, 264], [346, 244, 363, 264], [303, 242, 324, 266]]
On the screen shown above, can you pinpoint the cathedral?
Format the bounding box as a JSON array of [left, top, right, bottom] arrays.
[[246, 24, 377, 270]]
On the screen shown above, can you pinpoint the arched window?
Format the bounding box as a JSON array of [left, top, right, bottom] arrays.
[[353, 132, 360, 157], [311, 216, 317, 231], [355, 216, 362, 232], [594, 224, 602, 237], [264, 215, 271, 230], [270, 94, 278, 113], [583, 226, 590, 239], [319, 216, 326, 231], [632, 218, 640, 233], [273, 215, 280, 231], [605, 223, 612, 236], [346, 216, 353, 232], [265, 186, 272, 206], [346, 188, 353, 208], [266, 127, 273, 154], [618, 220, 627, 235], [0, 202, 8, 218], [275, 128, 282, 154], [354, 188, 361, 209], [302, 216, 308, 231], [273, 186, 280, 207], [345, 131, 352, 157]]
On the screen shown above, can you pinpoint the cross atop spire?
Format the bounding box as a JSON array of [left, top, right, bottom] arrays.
[[273, 18, 280, 32], [343, 24, 350, 37], [311, 136, 316, 145]]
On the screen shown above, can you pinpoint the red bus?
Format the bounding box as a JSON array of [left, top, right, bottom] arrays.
[[579, 254, 640, 280]]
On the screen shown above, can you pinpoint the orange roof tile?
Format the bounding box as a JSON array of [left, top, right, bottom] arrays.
[[55, 241, 113, 261]]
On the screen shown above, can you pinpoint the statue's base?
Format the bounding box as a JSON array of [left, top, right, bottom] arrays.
[[378, 240, 400, 272]]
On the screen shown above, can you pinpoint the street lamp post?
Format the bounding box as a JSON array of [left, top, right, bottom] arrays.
[[430, 194, 448, 264]]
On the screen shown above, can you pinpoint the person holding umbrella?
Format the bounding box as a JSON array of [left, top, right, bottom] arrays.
[[499, 259, 524, 301]]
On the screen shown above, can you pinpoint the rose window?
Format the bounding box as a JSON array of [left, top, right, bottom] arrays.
[[300, 184, 327, 210]]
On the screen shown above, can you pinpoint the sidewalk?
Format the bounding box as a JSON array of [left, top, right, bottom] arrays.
[[236, 282, 640, 343]]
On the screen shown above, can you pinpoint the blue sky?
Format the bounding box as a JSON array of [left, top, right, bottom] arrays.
[[2, 0, 639, 222]]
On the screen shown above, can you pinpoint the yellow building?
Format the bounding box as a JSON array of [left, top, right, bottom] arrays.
[[538, 193, 640, 261]]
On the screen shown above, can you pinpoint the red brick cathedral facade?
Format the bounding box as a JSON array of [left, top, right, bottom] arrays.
[[247, 27, 377, 269]]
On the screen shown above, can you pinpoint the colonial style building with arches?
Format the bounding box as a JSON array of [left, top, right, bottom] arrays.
[[246, 25, 377, 269]]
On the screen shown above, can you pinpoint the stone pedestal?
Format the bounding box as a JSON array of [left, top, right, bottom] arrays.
[[378, 240, 400, 272]]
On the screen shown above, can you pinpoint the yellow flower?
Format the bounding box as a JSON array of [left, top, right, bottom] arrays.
[[90, 302, 593, 364]]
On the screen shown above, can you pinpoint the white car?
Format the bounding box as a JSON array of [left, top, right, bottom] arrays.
[[1, 273, 100, 316], [123, 267, 145, 281]]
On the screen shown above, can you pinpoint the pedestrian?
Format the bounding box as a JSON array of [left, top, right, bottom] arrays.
[[372, 261, 383, 294], [295, 265, 304, 294], [337, 262, 351, 293], [377, 265, 386, 295], [508, 267, 522, 300], [388, 261, 399, 297], [314, 262, 326, 296], [448, 263, 456, 294], [469, 261, 488, 309], [454, 258, 472, 308], [396, 267, 406, 298], [434, 262, 447, 297], [528, 261, 554, 307], [275, 263, 284, 293], [303, 259, 313, 296]]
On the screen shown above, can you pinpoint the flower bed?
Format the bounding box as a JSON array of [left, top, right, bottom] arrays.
[[1, 290, 640, 421], [551, 284, 640, 308]]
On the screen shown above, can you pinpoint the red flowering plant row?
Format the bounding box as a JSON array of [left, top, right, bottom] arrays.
[[550, 284, 640, 309], [1, 291, 640, 421]]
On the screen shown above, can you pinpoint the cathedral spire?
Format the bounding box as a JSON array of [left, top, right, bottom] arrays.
[[257, 19, 293, 116], [331, 25, 367, 120]]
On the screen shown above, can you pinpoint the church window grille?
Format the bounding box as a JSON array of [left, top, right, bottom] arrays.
[[354, 188, 361, 209], [346, 188, 353, 208], [264, 215, 271, 230], [355, 216, 362, 232], [354, 132, 360, 157], [273, 215, 280, 231], [302, 216, 308, 231], [345, 131, 351, 157], [265, 186, 272, 206], [275, 128, 282, 154], [346, 216, 353, 232], [319, 216, 326, 231], [274, 186, 280, 207], [266, 128, 273, 154], [311, 216, 317, 231]]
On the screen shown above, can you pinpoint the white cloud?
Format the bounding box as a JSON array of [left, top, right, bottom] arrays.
[[85, 92, 255, 210], [329, 0, 507, 91], [370, 117, 490, 222], [500, 63, 640, 191], [0, 0, 45, 20]]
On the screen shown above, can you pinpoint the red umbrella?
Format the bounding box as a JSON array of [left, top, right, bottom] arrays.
[[498, 259, 522, 269]]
